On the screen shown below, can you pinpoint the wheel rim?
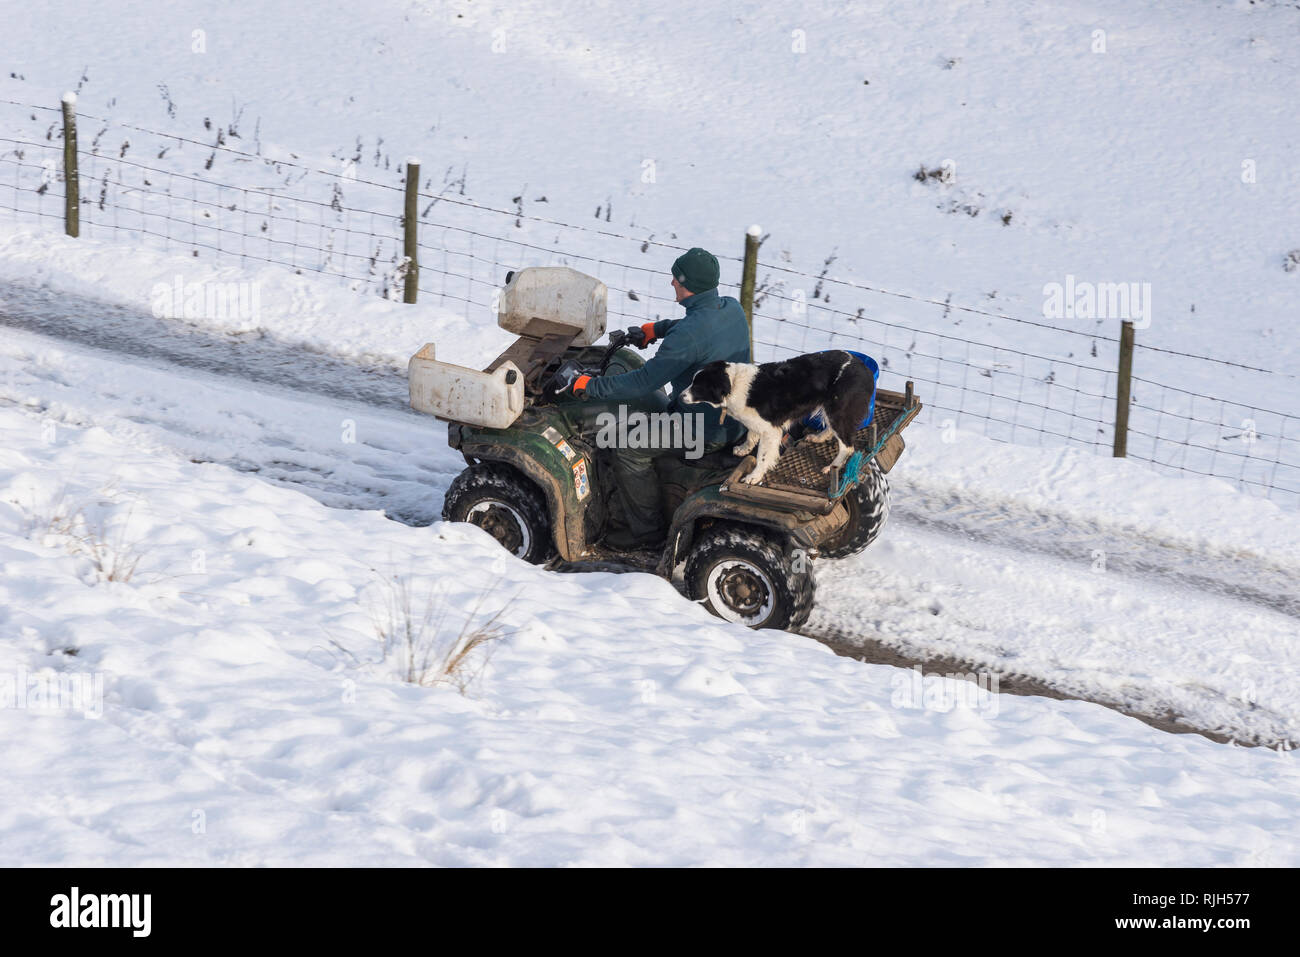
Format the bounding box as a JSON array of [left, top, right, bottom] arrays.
[[706, 559, 776, 626], [465, 499, 531, 558]]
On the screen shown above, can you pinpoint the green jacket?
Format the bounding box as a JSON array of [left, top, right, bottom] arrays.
[[583, 288, 751, 446]]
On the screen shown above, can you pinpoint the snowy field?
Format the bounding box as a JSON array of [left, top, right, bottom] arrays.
[[1, 0, 1298, 865], [2, 401, 1297, 867]]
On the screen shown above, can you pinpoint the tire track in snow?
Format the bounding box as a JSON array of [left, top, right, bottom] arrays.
[[0, 282, 415, 413], [800, 627, 1248, 747], [802, 586, 1298, 750], [799, 486, 1300, 748], [893, 486, 1300, 621]]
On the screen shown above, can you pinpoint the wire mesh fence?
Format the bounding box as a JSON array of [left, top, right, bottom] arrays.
[[1, 97, 1297, 508], [0, 134, 65, 227], [1128, 375, 1300, 503], [750, 282, 1118, 454], [77, 147, 412, 295]]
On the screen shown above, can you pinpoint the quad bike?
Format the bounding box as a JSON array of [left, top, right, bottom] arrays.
[[409, 267, 921, 630]]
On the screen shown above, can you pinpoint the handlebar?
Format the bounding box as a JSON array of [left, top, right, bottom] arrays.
[[542, 331, 633, 397]]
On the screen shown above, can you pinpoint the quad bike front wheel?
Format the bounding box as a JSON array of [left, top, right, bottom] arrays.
[[819, 460, 890, 560], [685, 525, 815, 631], [442, 463, 555, 565]]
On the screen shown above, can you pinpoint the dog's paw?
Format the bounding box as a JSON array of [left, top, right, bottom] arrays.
[[820, 464, 832, 475], [741, 470, 767, 485], [732, 444, 753, 457]]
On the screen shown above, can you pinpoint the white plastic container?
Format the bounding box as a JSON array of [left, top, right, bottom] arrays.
[[498, 266, 606, 346], [407, 343, 524, 429]]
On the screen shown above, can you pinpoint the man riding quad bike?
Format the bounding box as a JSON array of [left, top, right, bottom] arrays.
[[410, 258, 920, 631], [555, 247, 750, 550]]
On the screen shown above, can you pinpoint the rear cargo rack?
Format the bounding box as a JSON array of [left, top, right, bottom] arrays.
[[720, 383, 922, 513]]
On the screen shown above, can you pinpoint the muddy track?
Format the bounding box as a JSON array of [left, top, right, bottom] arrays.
[[800, 626, 1296, 750]]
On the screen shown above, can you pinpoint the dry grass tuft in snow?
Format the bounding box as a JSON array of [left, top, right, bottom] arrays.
[[369, 571, 519, 694], [25, 485, 147, 584]]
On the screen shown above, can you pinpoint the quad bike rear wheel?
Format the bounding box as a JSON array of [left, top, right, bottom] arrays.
[[820, 460, 890, 560], [442, 463, 555, 564], [685, 525, 814, 631]]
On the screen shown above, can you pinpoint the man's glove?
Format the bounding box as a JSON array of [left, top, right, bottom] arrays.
[[552, 362, 593, 398], [625, 322, 658, 349]]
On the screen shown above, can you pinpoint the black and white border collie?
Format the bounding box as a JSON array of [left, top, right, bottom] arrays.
[[680, 350, 872, 485]]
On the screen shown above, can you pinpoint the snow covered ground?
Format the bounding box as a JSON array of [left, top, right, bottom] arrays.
[[2, 0, 1299, 865], [1, 234, 1298, 864], [2, 400, 1298, 867]]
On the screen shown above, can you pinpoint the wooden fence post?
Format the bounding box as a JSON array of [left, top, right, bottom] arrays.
[[403, 157, 420, 304], [740, 224, 761, 360], [1113, 319, 1135, 457], [61, 92, 79, 238]]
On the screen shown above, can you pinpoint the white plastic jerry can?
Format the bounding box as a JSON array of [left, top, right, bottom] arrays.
[[497, 266, 607, 346], [408, 342, 524, 429]]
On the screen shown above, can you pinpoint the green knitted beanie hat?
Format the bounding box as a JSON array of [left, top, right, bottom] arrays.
[[671, 247, 720, 293]]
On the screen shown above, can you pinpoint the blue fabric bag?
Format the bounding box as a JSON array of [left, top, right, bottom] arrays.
[[803, 350, 878, 431]]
